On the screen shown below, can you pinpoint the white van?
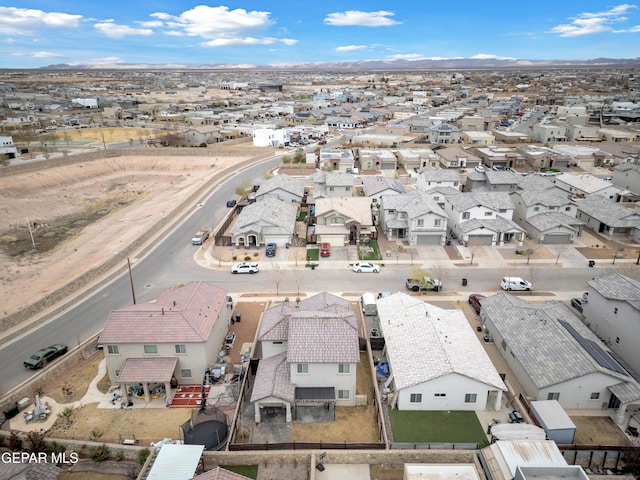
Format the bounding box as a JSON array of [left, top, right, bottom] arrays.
[[501, 277, 532, 291], [361, 292, 378, 316]]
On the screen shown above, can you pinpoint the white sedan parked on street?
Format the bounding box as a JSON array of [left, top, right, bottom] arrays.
[[231, 262, 259, 274], [352, 262, 380, 273]]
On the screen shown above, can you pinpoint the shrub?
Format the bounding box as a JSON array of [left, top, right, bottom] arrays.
[[25, 430, 47, 453], [90, 427, 104, 442], [46, 441, 66, 455], [90, 444, 110, 462], [244, 255, 251, 261], [138, 448, 151, 466], [8, 431, 22, 451], [115, 450, 125, 462]]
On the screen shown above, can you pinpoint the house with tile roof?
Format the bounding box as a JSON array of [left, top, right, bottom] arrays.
[[312, 171, 356, 199], [379, 190, 448, 245], [376, 293, 506, 411], [510, 189, 585, 244], [99, 281, 230, 404], [435, 146, 482, 169], [480, 292, 640, 422], [230, 196, 298, 247], [313, 196, 374, 246], [584, 274, 640, 376], [254, 174, 305, 204], [362, 176, 406, 205], [396, 148, 438, 171], [612, 163, 640, 196], [415, 166, 462, 192], [250, 293, 359, 422], [318, 148, 355, 172], [444, 192, 525, 246], [573, 195, 640, 242]]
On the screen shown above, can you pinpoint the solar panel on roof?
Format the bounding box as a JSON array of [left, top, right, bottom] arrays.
[[559, 320, 628, 376]]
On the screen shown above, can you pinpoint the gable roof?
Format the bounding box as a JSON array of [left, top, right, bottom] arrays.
[[377, 293, 506, 392], [315, 197, 373, 225], [417, 166, 461, 183], [100, 282, 226, 344], [588, 273, 640, 311], [381, 190, 447, 219], [574, 195, 640, 227], [448, 191, 515, 211], [230, 197, 298, 236], [287, 311, 359, 363], [362, 176, 406, 196], [249, 351, 295, 403], [255, 174, 304, 199]]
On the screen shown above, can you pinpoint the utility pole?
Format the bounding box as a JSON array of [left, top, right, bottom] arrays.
[[127, 257, 136, 305]]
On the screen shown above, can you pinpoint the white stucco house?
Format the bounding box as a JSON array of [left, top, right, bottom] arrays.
[[255, 174, 305, 203], [313, 197, 374, 246], [230, 197, 297, 247], [376, 293, 506, 411], [250, 292, 359, 422], [252, 127, 290, 147]]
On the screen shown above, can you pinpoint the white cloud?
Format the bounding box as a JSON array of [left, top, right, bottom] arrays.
[[203, 36, 297, 47], [550, 4, 638, 37], [386, 53, 425, 60], [470, 53, 516, 60], [31, 51, 64, 58], [94, 21, 154, 38], [0, 7, 82, 35], [335, 45, 367, 52], [324, 10, 401, 27]]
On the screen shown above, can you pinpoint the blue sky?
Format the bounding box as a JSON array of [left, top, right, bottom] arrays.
[[2, 1, 640, 68]]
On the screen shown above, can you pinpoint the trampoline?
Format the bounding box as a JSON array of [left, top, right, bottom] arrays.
[[181, 405, 228, 451]]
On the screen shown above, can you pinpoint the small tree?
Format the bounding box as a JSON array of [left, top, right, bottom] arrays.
[[25, 430, 47, 454]]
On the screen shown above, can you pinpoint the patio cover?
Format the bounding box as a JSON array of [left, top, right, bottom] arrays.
[[295, 387, 335, 402], [116, 357, 178, 383]]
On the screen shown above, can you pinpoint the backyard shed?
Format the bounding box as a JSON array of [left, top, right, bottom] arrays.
[[530, 400, 576, 444]]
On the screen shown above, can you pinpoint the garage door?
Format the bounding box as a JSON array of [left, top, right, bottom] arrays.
[[467, 235, 493, 246], [317, 235, 345, 247], [543, 234, 571, 244], [416, 235, 442, 245]]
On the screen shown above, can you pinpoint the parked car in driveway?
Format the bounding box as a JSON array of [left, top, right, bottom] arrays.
[[231, 262, 259, 274], [468, 294, 486, 314], [320, 243, 331, 257], [571, 297, 587, 313], [352, 262, 380, 273], [265, 243, 277, 257], [24, 344, 68, 369]]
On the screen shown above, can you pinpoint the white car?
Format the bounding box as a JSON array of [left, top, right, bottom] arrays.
[[352, 262, 380, 273], [474, 164, 485, 173], [231, 262, 259, 274], [500, 276, 532, 291]]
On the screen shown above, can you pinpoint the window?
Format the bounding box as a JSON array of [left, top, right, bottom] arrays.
[[434, 219, 441, 227], [346, 186, 351, 192], [464, 393, 477, 403], [331, 217, 344, 224], [115, 369, 120, 377], [338, 389, 350, 399], [175, 344, 186, 354], [399, 212, 407, 219], [107, 345, 119, 355], [297, 363, 308, 374], [417, 219, 424, 227], [533, 206, 540, 212], [273, 341, 283, 345], [462, 212, 470, 219], [434, 393, 446, 398], [143, 345, 158, 354], [410, 393, 422, 403], [547, 392, 560, 400], [484, 211, 493, 216], [590, 392, 600, 400], [454, 181, 459, 187], [181, 369, 192, 378], [499, 208, 507, 213], [434, 196, 440, 202], [329, 186, 334, 191], [338, 363, 350, 374], [565, 206, 572, 212], [388, 209, 395, 214]]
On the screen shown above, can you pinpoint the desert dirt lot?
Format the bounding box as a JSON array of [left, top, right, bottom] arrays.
[[0, 150, 259, 322]]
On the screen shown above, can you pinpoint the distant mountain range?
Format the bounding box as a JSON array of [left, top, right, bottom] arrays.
[[41, 57, 640, 71]]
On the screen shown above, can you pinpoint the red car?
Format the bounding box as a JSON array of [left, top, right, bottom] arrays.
[[320, 243, 331, 257], [468, 294, 486, 315]]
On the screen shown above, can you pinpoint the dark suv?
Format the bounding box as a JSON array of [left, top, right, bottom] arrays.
[[265, 243, 277, 257]]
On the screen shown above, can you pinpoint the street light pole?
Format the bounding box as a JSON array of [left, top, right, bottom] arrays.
[[127, 257, 136, 305]]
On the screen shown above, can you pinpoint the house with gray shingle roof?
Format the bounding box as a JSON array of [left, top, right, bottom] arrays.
[[250, 293, 359, 422], [612, 163, 640, 196], [254, 174, 305, 203], [362, 176, 406, 205], [379, 190, 448, 245], [585, 274, 640, 376], [510, 190, 585, 244], [480, 292, 640, 421], [377, 293, 506, 411], [312, 171, 356, 199], [230, 197, 297, 247], [445, 192, 525, 246], [574, 195, 640, 242], [415, 166, 461, 192], [99, 282, 229, 404]]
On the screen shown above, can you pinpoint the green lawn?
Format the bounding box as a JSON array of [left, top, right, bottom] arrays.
[[297, 211, 308, 222], [222, 465, 258, 479], [306, 248, 319, 261], [389, 409, 487, 445], [358, 240, 381, 260]]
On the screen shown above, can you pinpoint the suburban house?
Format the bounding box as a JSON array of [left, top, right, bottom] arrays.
[[255, 174, 305, 203], [183, 126, 222, 146], [480, 292, 640, 421], [510, 189, 584, 244], [312, 171, 355, 198], [474, 146, 526, 170], [612, 163, 640, 195], [313, 197, 374, 245], [444, 192, 525, 246], [0, 136, 18, 159], [549, 173, 622, 201], [99, 282, 230, 404], [250, 292, 359, 422], [396, 148, 438, 171], [461, 131, 495, 145], [376, 293, 506, 411], [435, 146, 481, 169], [531, 124, 568, 143], [230, 197, 298, 247], [362, 176, 406, 206], [584, 274, 640, 375], [429, 123, 461, 144], [379, 190, 448, 245], [598, 128, 636, 143], [318, 148, 356, 172], [415, 166, 461, 192], [251, 127, 290, 147], [574, 195, 640, 242], [482, 170, 522, 193], [358, 148, 398, 171]]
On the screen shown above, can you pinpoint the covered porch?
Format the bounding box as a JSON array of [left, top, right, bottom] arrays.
[[114, 357, 178, 406]]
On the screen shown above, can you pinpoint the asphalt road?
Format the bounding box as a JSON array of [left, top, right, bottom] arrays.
[[0, 150, 599, 393]]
